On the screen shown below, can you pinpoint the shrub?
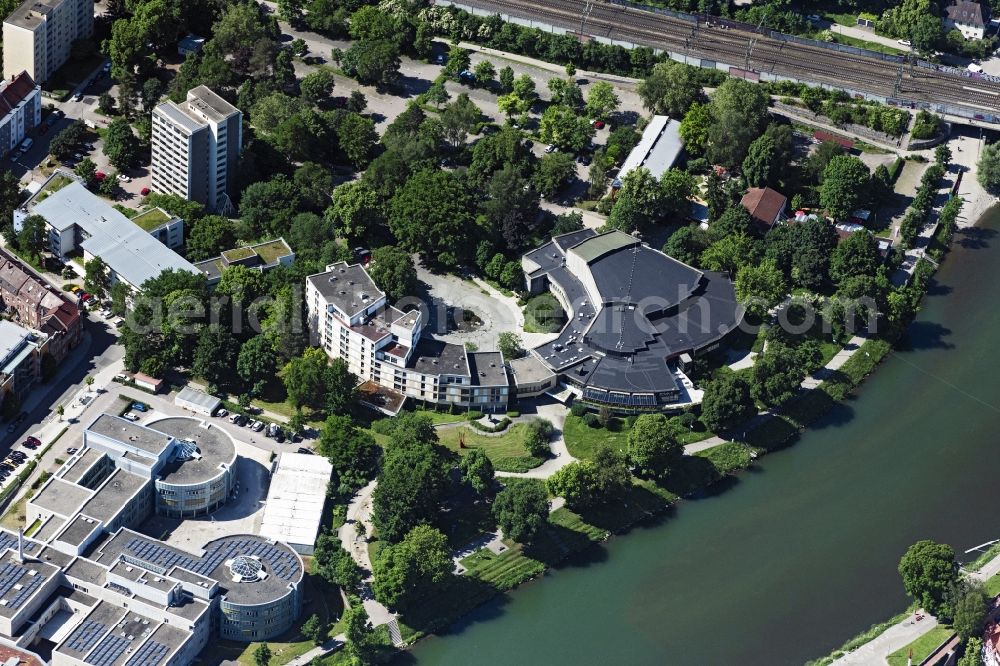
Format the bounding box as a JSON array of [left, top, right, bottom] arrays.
[[506, 410, 520, 418], [570, 403, 587, 417], [582, 413, 599, 427], [466, 410, 484, 421]]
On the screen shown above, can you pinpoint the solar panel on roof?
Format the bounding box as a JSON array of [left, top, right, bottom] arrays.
[[67, 619, 106, 653], [88, 634, 130, 666], [125, 640, 168, 666]]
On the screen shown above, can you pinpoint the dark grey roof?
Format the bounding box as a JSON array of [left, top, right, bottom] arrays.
[[468, 352, 506, 386], [307, 262, 384, 319], [31, 477, 93, 517], [528, 235, 742, 397], [587, 244, 702, 306], [411, 339, 469, 376], [56, 515, 102, 547]]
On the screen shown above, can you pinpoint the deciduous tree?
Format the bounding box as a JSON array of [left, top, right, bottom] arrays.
[[459, 448, 495, 496], [627, 413, 682, 479], [372, 525, 452, 609], [701, 374, 756, 433], [637, 60, 701, 117], [492, 479, 548, 543], [898, 540, 959, 617]]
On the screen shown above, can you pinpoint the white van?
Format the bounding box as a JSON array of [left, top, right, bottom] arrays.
[[17, 138, 32, 154]]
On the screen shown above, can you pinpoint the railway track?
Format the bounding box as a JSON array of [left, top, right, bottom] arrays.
[[447, 0, 1000, 117]]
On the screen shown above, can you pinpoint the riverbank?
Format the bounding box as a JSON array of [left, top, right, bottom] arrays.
[[403, 202, 1000, 666]]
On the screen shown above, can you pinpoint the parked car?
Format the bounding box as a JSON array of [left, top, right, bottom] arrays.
[[131, 402, 147, 412], [95, 171, 106, 181], [66, 447, 78, 455], [251, 420, 264, 432], [122, 412, 139, 422], [214, 408, 228, 418], [275, 431, 285, 443], [806, 14, 821, 22], [266, 423, 279, 438], [24, 436, 40, 448], [897, 39, 911, 46], [69, 285, 82, 294], [593, 120, 605, 129], [544, 144, 557, 153], [435, 54, 445, 64], [296, 447, 312, 455], [234, 414, 248, 427], [140, 187, 150, 196], [119, 175, 131, 183]]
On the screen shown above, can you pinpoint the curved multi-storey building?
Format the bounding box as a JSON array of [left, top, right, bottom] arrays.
[[145, 417, 237, 517], [82, 414, 237, 518]]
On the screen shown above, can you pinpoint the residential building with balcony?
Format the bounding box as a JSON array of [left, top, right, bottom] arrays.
[[2, 0, 94, 84], [0, 71, 40, 158], [306, 262, 509, 413], [150, 86, 242, 214]]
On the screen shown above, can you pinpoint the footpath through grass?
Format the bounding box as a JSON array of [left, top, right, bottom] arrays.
[[886, 625, 953, 666]]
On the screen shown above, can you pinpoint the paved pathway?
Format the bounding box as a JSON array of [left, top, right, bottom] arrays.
[[337, 480, 396, 628], [829, 610, 937, 666], [832, 546, 1000, 665], [284, 634, 346, 666], [828, 23, 912, 53]]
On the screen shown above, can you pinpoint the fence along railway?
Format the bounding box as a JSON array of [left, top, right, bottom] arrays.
[[437, 0, 1000, 125]]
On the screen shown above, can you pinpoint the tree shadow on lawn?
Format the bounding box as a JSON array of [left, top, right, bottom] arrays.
[[524, 522, 610, 569]]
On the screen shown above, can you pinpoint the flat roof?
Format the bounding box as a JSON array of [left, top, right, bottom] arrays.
[[80, 469, 148, 523], [56, 514, 102, 547], [258, 454, 333, 550], [468, 352, 506, 387], [60, 448, 106, 485], [92, 530, 303, 606], [618, 115, 683, 180], [31, 477, 93, 518], [55, 600, 126, 660], [174, 387, 221, 412], [87, 414, 173, 457], [568, 230, 638, 264], [4, 0, 59, 31], [508, 354, 556, 386], [27, 176, 198, 289], [411, 338, 469, 377], [146, 417, 236, 485], [307, 262, 384, 319]]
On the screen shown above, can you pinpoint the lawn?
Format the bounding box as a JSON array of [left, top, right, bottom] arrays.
[[829, 32, 907, 56], [563, 414, 632, 459], [437, 424, 544, 472], [886, 625, 954, 666], [987, 572, 1000, 597]]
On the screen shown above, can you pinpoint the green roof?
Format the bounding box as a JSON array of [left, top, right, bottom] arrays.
[[253, 239, 292, 264], [130, 207, 173, 231], [569, 231, 637, 263], [222, 246, 256, 262], [35, 173, 74, 202]]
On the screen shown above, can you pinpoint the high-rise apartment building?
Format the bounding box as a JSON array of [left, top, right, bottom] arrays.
[[150, 86, 242, 213], [2, 0, 94, 84]]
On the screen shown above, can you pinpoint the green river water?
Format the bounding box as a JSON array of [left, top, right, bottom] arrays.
[[404, 206, 1000, 666]]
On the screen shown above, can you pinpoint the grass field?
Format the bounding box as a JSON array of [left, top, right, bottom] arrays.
[[563, 414, 631, 459], [437, 424, 544, 472], [886, 625, 953, 666]]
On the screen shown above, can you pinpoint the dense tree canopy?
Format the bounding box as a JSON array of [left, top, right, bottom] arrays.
[[627, 413, 683, 480], [898, 540, 959, 617], [492, 479, 549, 543], [372, 525, 452, 610], [701, 373, 757, 433]]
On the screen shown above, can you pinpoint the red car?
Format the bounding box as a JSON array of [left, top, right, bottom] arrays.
[[593, 120, 605, 129], [80, 292, 91, 302], [140, 186, 150, 196], [24, 436, 40, 447], [95, 171, 106, 181]]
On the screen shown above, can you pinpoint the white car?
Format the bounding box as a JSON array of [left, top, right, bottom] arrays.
[[897, 39, 911, 46], [544, 144, 557, 153], [119, 175, 131, 183], [251, 420, 264, 432], [122, 412, 139, 422], [215, 408, 228, 418]]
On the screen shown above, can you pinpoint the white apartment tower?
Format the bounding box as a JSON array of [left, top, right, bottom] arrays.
[[2, 0, 94, 84], [151, 86, 242, 213]]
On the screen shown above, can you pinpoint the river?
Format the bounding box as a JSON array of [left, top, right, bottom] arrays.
[[404, 206, 1000, 665]]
